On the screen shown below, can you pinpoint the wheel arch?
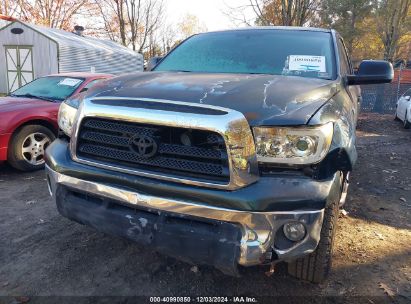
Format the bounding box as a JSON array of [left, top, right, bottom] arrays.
[[7, 120, 57, 171], [308, 92, 357, 180], [8, 118, 58, 151]]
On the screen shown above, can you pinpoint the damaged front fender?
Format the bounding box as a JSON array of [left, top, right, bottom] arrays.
[[308, 87, 358, 175]]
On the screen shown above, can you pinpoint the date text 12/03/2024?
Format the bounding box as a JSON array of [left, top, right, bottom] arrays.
[[149, 297, 258, 303]]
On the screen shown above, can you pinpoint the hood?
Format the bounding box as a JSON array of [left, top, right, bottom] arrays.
[[87, 72, 339, 126], [0, 96, 55, 112]]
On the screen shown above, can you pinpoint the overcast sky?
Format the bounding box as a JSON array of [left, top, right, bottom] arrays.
[[165, 0, 254, 31]]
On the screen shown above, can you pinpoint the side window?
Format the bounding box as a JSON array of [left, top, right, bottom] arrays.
[[80, 79, 104, 93], [337, 39, 350, 76]]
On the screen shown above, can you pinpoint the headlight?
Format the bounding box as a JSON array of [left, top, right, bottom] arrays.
[[64, 95, 81, 108], [253, 122, 333, 165], [58, 99, 79, 136]]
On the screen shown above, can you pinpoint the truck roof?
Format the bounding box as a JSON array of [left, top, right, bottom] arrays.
[[206, 26, 332, 34]]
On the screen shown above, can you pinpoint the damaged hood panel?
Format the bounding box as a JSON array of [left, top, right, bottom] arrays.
[[87, 71, 338, 126]]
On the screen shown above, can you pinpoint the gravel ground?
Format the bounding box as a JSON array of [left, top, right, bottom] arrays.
[[0, 113, 410, 303]]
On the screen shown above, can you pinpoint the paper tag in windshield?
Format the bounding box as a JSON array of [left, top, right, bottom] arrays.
[[58, 78, 82, 87], [288, 55, 326, 73]]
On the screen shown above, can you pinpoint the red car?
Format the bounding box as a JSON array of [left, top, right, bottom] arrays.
[[0, 72, 112, 171]]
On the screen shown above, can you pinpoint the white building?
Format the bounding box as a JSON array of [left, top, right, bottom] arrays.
[[0, 21, 144, 94], [0, 19, 10, 29]]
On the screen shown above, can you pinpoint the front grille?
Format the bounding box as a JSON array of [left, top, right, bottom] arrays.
[[76, 118, 230, 183]]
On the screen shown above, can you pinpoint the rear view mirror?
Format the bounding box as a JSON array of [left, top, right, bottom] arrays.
[[347, 60, 393, 85], [147, 56, 163, 71]]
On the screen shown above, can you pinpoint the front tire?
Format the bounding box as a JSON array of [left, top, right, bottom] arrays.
[[287, 189, 340, 283], [8, 125, 55, 171]]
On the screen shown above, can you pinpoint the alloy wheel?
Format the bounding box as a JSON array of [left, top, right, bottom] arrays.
[[21, 132, 51, 166]]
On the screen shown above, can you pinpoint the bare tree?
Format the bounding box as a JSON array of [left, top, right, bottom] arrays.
[[224, 0, 266, 26], [177, 14, 207, 39], [225, 0, 320, 27], [1, 0, 19, 16], [96, 0, 164, 53], [94, 0, 127, 44], [321, 0, 373, 56], [89, 1, 119, 40], [14, 0, 90, 30], [159, 22, 177, 54], [374, 0, 410, 62]]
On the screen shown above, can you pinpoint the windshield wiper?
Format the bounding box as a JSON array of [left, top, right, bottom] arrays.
[[171, 70, 193, 73], [10, 93, 58, 102]]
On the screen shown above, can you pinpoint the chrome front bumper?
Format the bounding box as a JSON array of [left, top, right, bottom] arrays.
[[46, 165, 324, 267]]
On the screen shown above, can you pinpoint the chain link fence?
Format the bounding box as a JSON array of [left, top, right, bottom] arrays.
[[361, 83, 411, 114], [360, 68, 411, 114]]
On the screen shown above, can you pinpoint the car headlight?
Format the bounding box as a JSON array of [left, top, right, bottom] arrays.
[[64, 95, 82, 109], [58, 97, 80, 136], [253, 122, 333, 165]]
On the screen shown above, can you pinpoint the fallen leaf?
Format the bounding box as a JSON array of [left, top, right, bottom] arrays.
[[374, 232, 385, 240], [378, 282, 396, 298]]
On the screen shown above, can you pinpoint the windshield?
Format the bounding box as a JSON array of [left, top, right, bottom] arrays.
[[11, 76, 85, 101], [155, 30, 336, 79]]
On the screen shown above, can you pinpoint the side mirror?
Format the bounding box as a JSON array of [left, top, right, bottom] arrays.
[[147, 56, 163, 71], [347, 60, 393, 85], [405, 96, 411, 101]]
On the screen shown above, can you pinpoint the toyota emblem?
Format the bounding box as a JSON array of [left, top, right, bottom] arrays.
[[130, 135, 158, 158]]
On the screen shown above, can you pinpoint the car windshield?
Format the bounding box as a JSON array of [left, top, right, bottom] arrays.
[[155, 29, 336, 80], [11, 76, 85, 101]]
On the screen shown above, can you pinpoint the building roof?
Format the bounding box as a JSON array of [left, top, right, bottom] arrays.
[[0, 14, 16, 21], [0, 15, 16, 29], [0, 19, 11, 29], [3, 20, 139, 57], [0, 20, 8, 28]]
